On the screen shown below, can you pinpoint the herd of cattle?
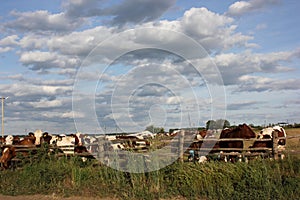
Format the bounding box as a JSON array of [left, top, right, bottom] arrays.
[[0, 130, 155, 169], [189, 123, 287, 162], [0, 124, 287, 169]]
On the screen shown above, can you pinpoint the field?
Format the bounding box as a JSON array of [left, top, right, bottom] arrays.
[[285, 128, 300, 152], [0, 128, 299, 200]]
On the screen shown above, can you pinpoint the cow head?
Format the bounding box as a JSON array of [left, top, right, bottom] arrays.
[[5, 135, 14, 145], [33, 130, 44, 145], [41, 132, 52, 144], [273, 126, 286, 145]]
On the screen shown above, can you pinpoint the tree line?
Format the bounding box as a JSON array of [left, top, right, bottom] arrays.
[[146, 120, 300, 134]]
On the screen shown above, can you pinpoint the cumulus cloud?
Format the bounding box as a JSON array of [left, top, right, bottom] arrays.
[[1, 1, 298, 133], [0, 35, 19, 46], [63, 0, 176, 26], [0, 47, 12, 53], [5, 10, 84, 33], [107, 0, 176, 26], [63, 0, 103, 18], [19, 51, 80, 72], [227, 0, 280, 16], [237, 75, 300, 92], [7, 7, 256, 72], [214, 50, 296, 85], [1, 83, 72, 97], [28, 99, 63, 108]]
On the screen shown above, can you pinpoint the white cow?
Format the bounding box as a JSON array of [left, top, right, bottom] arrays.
[[49, 134, 76, 155]]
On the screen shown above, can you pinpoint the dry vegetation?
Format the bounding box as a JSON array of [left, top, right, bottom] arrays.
[[285, 128, 300, 153]]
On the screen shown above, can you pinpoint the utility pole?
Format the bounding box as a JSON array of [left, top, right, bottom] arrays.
[[1, 97, 8, 138]]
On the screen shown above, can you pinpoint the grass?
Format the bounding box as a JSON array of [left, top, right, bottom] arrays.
[[0, 152, 299, 200], [285, 128, 300, 152], [0, 128, 299, 199]]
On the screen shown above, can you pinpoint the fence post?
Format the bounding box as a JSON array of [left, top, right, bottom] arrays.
[[272, 131, 279, 160], [178, 130, 185, 163]]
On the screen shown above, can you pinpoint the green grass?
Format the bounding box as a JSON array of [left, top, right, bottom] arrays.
[[0, 150, 299, 200]]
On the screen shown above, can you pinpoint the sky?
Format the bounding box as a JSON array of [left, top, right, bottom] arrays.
[[0, 0, 299, 135]]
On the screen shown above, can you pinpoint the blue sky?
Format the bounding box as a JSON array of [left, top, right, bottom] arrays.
[[0, 0, 299, 135]]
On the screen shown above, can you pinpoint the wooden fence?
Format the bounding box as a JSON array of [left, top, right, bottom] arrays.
[[176, 130, 300, 162], [1, 131, 300, 166]]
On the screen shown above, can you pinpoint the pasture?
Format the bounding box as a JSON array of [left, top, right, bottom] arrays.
[[0, 128, 299, 200], [285, 128, 300, 152]]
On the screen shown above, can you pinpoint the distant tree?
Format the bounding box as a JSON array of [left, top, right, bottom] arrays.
[[216, 119, 230, 128], [206, 120, 217, 130], [145, 125, 164, 133], [159, 127, 165, 133], [293, 123, 300, 128], [206, 119, 230, 129]]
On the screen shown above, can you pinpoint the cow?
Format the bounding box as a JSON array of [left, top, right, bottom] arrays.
[[219, 124, 256, 149], [0, 132, 37, 169], [0, 146, 16, 169], [46, 134, 76, 155], [5, 135, 14, 145], [116, 135, 150, 149], [84, 135, 100, 154], [250, 126, 287, 159], [257, 126, 286, 149], [33, 130, 44, 146], [218, 124, 256, 162], [48, 133, 94, 160], [189, 130, 220, 162]]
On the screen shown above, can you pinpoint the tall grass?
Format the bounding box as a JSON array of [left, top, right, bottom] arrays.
[[0, 151, 299, 200]]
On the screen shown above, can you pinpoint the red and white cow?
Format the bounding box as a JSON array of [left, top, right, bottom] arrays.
[[256, 126, 287, 150], [251, 126, 287, 159]]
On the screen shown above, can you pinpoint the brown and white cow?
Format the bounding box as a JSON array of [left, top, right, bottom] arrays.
[[0, 132, 37, 169], [250, 126, 287, 158]]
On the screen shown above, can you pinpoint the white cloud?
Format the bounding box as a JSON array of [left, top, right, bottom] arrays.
[[5, 10, 84, 33], [214, 50, 297, 85], [182, 7, 234, 37], [19, 51, 80, 71], [0, 35, 19, 46], [227, 0, 280, 16], [19, 34, 48, 50], [1, 83, 72, 97], [20, 51, 57, 63], [0, 46, 12, 53], [237, 75, 300, 92], [29, 99, 63, 108], [46, 26, 114, 56], [41, 111, 83, 119], [0, 1, 299, 133]]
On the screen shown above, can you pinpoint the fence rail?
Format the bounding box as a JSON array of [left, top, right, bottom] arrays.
[[1, 131, 299, 164]]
